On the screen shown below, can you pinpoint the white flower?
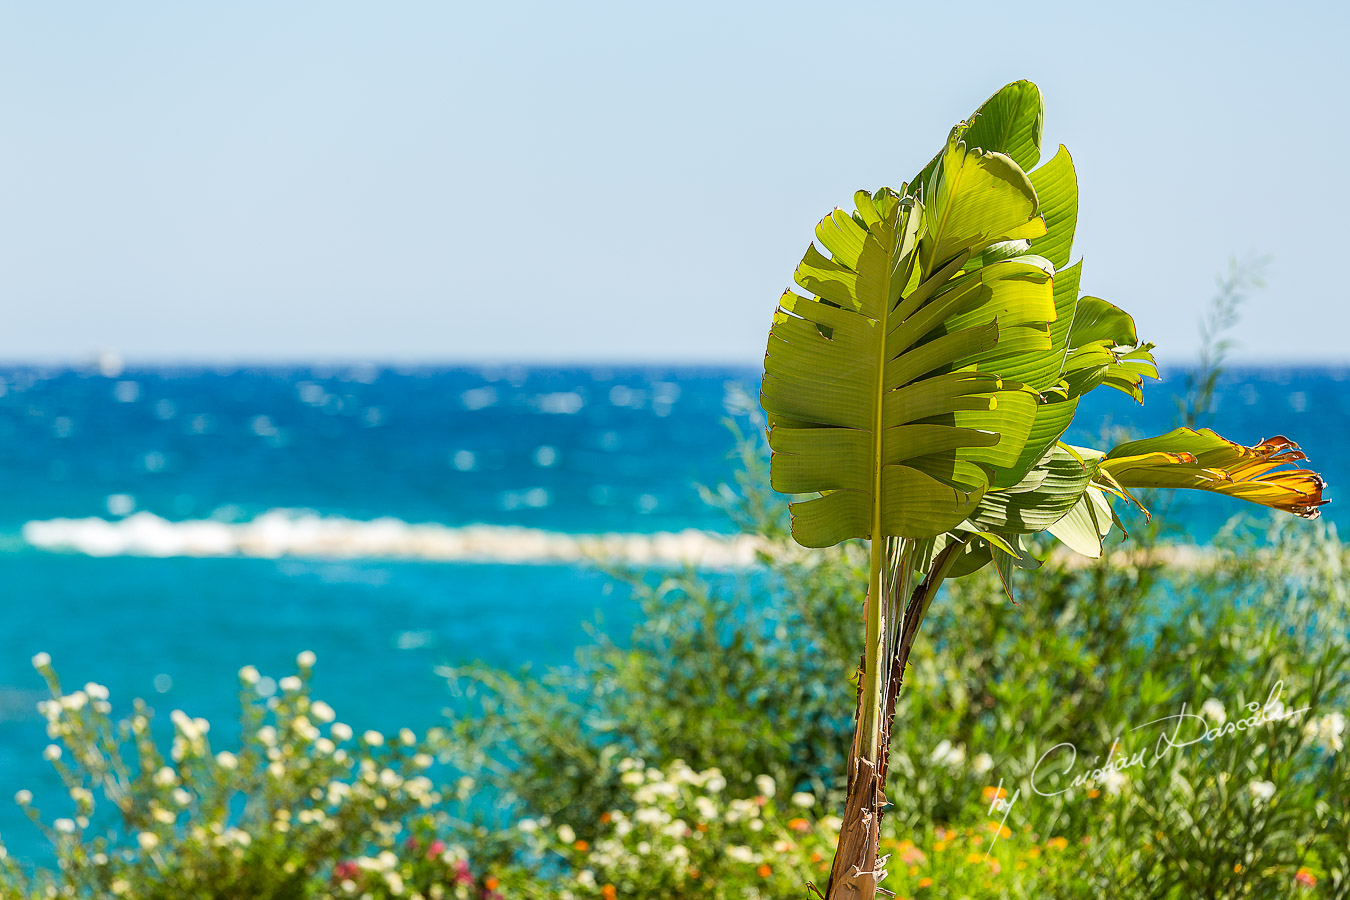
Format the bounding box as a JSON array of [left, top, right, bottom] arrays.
[[215, 751, 238, 770], [83, 683, 110, 701], [238, 666, 260, 685], [331, 722, 353, 742], [557, 824, 576, 844], [704, 773, 727, 793], [973, 753, 994, 775], [172, 788, 192, 806], [170, 710, 200, 742], [754, 774, 776, 797], [362, 730, 384, 747], [31, 652, 51, 670], [930, 739, 966, 768], [256, 726, 278, 746], [292, 716, 320, 741], [1308, 712, 1346, 753], [620, 770, 643, 785], [634, 807, 669, 825], [137, 832, 159, 851], [296, 650, 317, 669], [1249, 780, 1276, 802], [399, 728, 417, 746], [310, 701, 336, 723], [279, 676, 302, 693], [517, 818, 539, 834], [152, 766, 177, 787], [1101, 769, 1128, 795], [42, 744, 62, 762], [54, 818, 75, 833], [726, 845, 756, 863], [14, 790, 33, 806], [1201, 698, 1227, 724], [576, 869, 596, 888], [694, 796, 718, 820], [267, 761, 285, 778], [791, 791, 815, 808]]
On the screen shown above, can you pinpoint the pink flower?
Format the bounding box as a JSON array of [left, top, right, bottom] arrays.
[[333, 861, 360, 881], [427, 840, 447, 860], [1296, 868, 1317, 888], [454, 859, 474, 885]]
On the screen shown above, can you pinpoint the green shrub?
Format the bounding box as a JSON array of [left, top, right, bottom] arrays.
[[444, 429, 1350, 899]]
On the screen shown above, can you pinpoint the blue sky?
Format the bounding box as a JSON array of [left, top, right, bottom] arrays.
[[1, 1, 1346, 365]]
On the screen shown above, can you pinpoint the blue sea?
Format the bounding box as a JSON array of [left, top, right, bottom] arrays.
[[0, 363, 1345, 859]]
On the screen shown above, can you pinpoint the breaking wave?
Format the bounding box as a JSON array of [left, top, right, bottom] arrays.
[[20, 511, 764, 568]]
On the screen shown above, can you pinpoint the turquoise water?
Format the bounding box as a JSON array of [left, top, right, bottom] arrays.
[[0, 363, 1344, 858]]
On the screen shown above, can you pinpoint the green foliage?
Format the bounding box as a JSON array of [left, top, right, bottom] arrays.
[[761, 79, 1161, 567], [442, 430, 1350, 898]]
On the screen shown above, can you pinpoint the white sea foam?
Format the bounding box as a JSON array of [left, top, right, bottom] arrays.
[[21, 511, 765, 568]]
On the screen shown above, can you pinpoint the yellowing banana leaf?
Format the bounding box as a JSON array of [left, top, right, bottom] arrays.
[[1099, 428, 1328, 519]]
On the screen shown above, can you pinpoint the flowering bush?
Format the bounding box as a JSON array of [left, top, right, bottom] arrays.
[[0, 653, 499, 900], [502, 759, 835, 899]]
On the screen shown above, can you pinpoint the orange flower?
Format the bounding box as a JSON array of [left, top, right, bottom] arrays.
[[574, 840, 590, 852], [1047, 837, 1068, 851], [1296, 868, 1317, 888], [599, 812, 612, 824], [980, 786, 1008, 802], [484, 876, 500, 890], [757, 864, 772, 878], [601, 885, 617, 900], [809, 852, 823, 863], [1086, 789, 1100, 799], [788, 817, 811, 833], [918, 877, 933, 888]]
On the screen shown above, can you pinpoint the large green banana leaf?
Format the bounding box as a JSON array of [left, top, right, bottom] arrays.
[[761, 131, 1056, 546], [762, 78, 1324, 575]]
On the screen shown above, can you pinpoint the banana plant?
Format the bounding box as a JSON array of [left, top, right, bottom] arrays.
[[759, 80, 1327, 900]]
